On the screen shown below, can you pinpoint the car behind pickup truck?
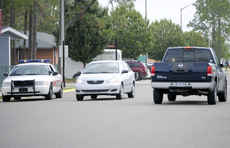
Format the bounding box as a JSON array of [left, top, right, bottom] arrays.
[[151, 47, 227, 105]]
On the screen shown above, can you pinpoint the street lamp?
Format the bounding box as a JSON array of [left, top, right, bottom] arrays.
[[180, 3, 193, 29]]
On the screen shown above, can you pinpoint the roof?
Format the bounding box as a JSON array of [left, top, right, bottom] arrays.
[[15, 31, 57, 49], [1, 26, 28, 40]]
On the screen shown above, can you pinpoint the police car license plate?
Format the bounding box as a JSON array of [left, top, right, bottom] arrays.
[[19, 88, 28, 93], [176, 82, 186, 87]]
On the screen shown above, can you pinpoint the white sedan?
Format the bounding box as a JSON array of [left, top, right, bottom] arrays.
[[75, 60, 135, 101], [2, 59, 63, 102]]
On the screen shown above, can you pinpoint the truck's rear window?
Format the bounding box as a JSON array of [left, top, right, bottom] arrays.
[[164, 49, 214, 63]]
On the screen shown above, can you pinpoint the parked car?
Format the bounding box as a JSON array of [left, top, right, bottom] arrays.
[[124, 60, 151, 80], [1, 59, 63, 102], [75, 60, 135, 101]]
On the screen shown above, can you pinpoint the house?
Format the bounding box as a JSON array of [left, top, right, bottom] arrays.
[[0, 26, 28, 66], [15, 31, 59, 65], [0, 26, 58, 66]]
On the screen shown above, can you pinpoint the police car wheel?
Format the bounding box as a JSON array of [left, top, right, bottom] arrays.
[[2, 95, 11, 102], [55, 83, 63, 98], [45, 84, 53, 100]]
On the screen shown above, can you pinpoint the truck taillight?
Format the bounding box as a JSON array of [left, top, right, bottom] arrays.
[[207, 66, 212, 76], [151, 66, 155, 76]]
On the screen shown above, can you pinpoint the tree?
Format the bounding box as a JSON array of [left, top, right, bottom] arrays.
[[148, 19, 184, 61], [188, 0, 230, 59], [64, 1, 113, 67], [2, 0, 59, 61], [182, 31, 207, 47], [109, 2, 153, 59]]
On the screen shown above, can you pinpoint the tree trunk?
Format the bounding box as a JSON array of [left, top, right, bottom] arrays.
[[0, 0, 3, 9], [28, 3, 37, 59], [23, 10, 28, 59], [218, 18, 221, 60], [32, 6, 37, 59], [28, 8, 33, 59], [10, 0, 15, 27]]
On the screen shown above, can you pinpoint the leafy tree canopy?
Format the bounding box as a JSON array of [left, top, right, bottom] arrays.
[[109, 2, 153, 60], [182, 31, 207, 47], [148, 19, 184, 61], [64, 1, 113, 67]]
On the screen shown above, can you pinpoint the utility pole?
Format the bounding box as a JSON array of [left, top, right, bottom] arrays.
[[145, 0, 148, 65], [61, 0, 65, 87]]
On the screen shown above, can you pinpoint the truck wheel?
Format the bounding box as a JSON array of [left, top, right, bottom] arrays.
[[168, 94, 176, 101], [2, 95, 11, 102], [153, 89, 163, 104], [207, 82, 217, 105], [218, 80, 227, 102], [76, 95, 84, 101]]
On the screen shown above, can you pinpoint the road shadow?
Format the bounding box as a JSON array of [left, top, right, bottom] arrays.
[[161, 100, 210, 105]]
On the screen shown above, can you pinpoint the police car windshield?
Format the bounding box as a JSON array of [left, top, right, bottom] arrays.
[[10, 65, 50, 76]]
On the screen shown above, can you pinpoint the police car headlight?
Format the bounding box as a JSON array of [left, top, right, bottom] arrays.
[[107, 78, 119, 84], [76, 78, 84, 84], [2, 82, 11, 87], [35, 81, 49, 85]]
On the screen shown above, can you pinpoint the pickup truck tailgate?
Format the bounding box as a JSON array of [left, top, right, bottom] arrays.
[[152, 62, 211, 82]]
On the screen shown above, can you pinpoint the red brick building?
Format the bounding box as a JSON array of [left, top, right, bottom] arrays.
[[15, 32, 58, 65]]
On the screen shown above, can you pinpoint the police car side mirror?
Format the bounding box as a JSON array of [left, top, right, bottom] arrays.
[[53, 71, 59, 75], [3, 73, 8, 77]]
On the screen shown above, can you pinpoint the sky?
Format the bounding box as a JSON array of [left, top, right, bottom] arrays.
[[98, 0, 197, 32]]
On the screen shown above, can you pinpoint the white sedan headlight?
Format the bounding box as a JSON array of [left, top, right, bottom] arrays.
[[35, 81, 49, 85], [107, 78, 119, 84], [76, 78, 84, 84], [2, 82, 11, 87]]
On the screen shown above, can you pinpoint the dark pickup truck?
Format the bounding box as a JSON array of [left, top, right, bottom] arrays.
[[151, 47, 227, 105]]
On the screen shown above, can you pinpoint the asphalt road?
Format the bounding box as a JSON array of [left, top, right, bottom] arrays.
[[1, 75, 230, 148]]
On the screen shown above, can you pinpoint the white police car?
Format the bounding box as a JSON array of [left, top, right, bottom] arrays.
[[2, 59, 63, 102]]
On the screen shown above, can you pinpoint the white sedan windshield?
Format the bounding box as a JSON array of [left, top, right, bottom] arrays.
[[83, 62, 119, 74]]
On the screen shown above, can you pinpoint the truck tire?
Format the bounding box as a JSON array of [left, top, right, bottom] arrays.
[[168, 94, 176, 101], [153, 89, 163, 104], [218, 80, 227, 102], [207, 82, 217, 105]]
